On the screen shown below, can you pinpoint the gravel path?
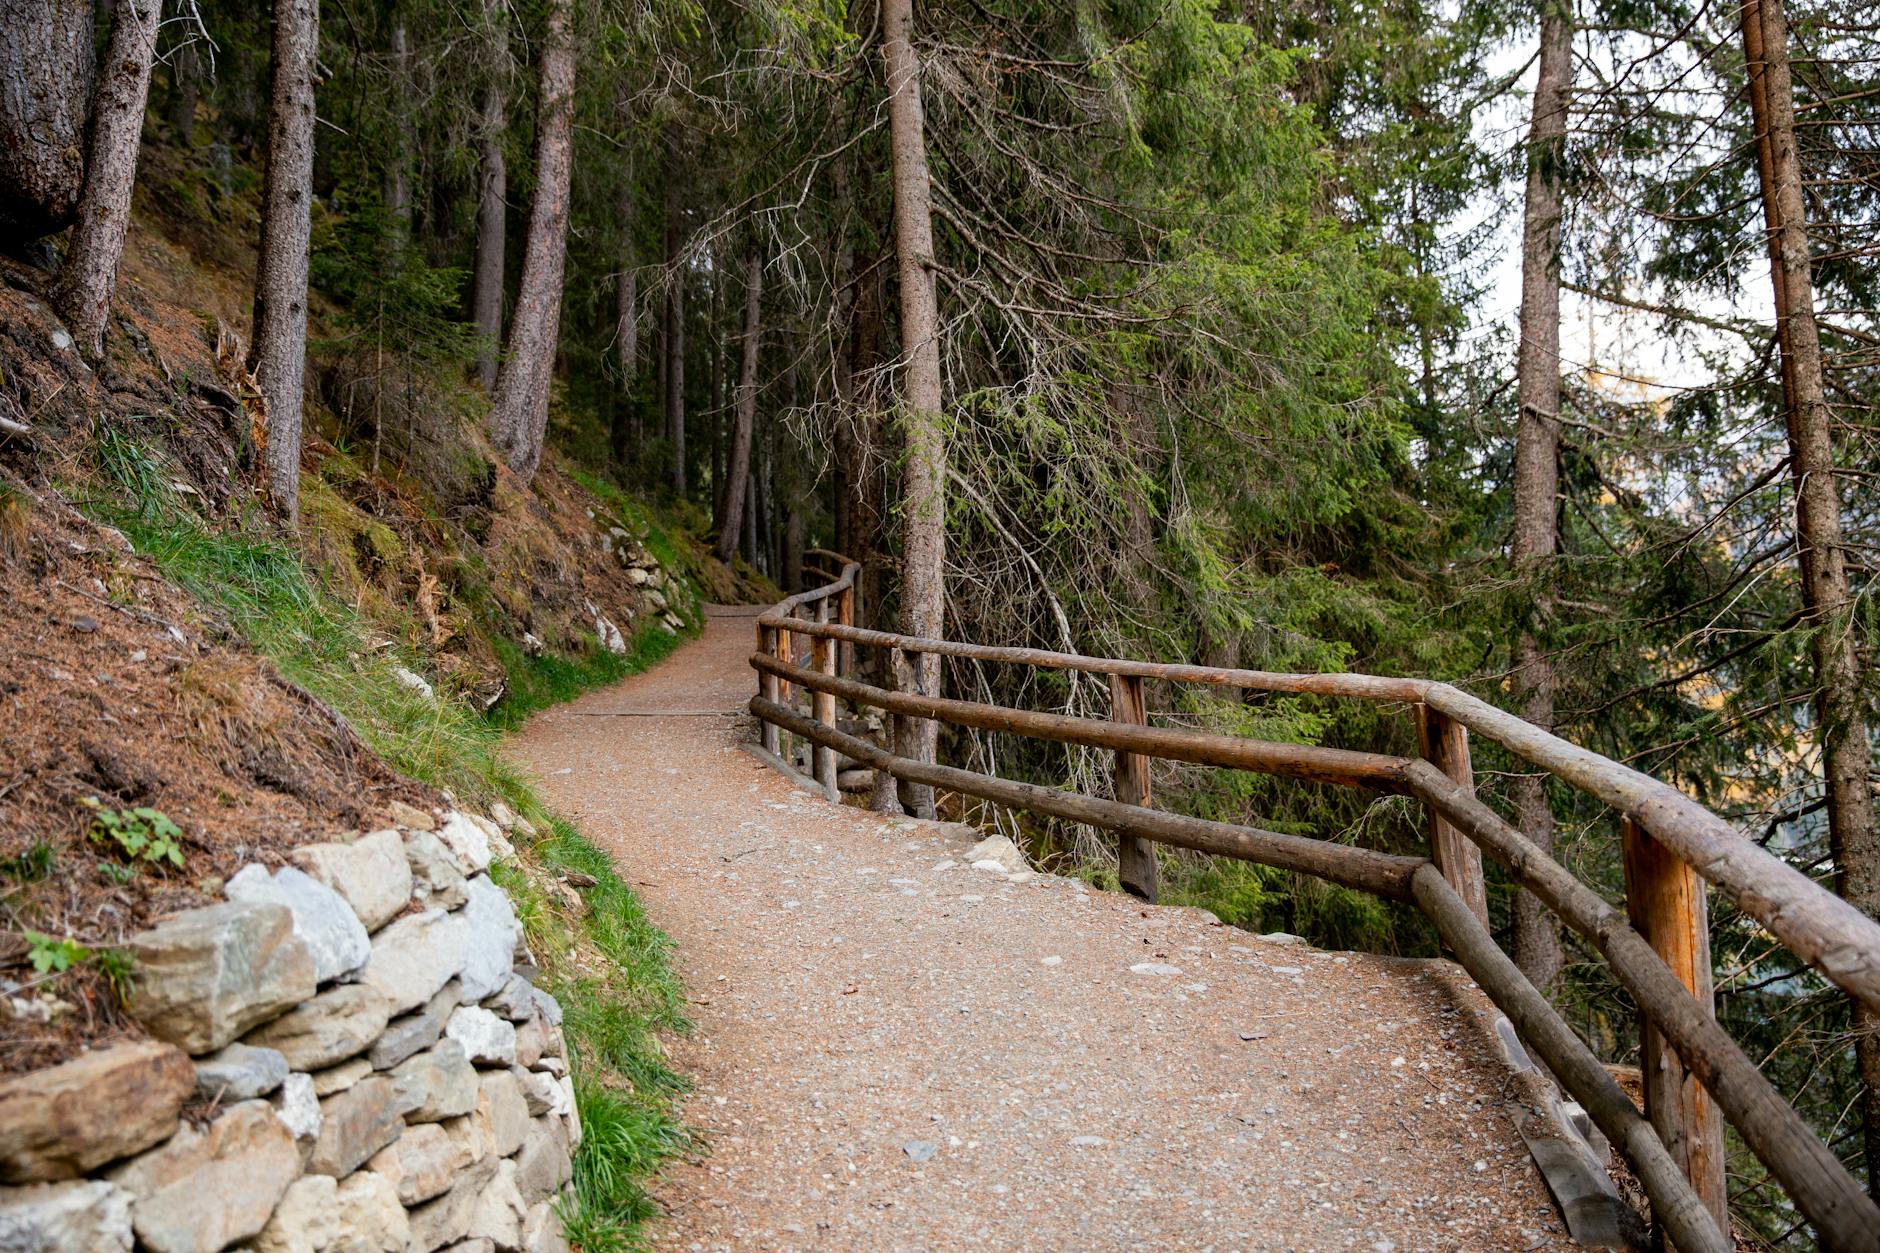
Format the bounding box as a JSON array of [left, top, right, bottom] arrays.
[[508, 608, 1576, 1251]]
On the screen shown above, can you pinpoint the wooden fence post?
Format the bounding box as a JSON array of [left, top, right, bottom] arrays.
[[1622, 816, 1728, 1240], [757, 621, 780, 756], [837, 583, 855, 677], [813, 599, 838, 800], [1414, 704, 1490, 930], [1108, 673, 1157, 901]]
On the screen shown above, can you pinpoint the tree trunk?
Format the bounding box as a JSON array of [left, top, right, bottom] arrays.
[[829, 152, 858, 563], [663, 138, 687, 496], [716, 250, 764, 561], [1741, 0, 1880, 1197], [1509, 0, 1571, 995], [249, 0, 321, 526], [470, 0, 508, 394], [169, 40, 199, 146], [880, 0, 947, 817], [384, 18, 412, 231], [709, 258, 726, 522], [486, 0, 574, 486], [611, 164, 637, 467], [0, 0, 93, 240], [56, 0, 159, 360]]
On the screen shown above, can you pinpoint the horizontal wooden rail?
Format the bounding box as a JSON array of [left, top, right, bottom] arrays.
[[751, 696, 1425, 902], [757, 610, 1880, 1017], [1405, 761, 1880, 1247], [750, 652, 1413, 792], [1410, 867, 1729, 1253]]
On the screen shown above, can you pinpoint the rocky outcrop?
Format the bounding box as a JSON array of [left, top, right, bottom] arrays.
[[0, 805, 581, 1253]]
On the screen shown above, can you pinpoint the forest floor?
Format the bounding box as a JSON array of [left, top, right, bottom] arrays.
[[508, 608, 1580, 1251]]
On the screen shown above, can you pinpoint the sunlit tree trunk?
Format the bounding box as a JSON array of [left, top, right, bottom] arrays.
[[57, 0, 159, 360], [471, 0, 508, 393], [250, 0, 321, 526], [384, 17, 412, 231], [880, 0, 946, 817], [487, 0, 574, 485], [716, 250, 763, 561], [663, 132, 687, 496], [1741, 0, 1880, 1197], [1509, 0, 1571, 994]]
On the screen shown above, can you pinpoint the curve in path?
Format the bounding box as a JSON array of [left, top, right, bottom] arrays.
[[508, 607, 1577, 1251]]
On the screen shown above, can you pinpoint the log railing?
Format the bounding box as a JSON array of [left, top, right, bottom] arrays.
[[749, 554, 1880, 1253]]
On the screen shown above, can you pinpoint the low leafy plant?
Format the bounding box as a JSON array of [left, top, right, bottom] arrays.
[[83, 799, 187, 869], [93, 946, 136, 1003], [23, 931, 90, 975], [96, 860, 139, 886]]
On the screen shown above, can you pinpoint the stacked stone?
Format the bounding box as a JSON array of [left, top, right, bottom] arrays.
[[0, 803, 580, 1253], [595, 521, 688, 636]]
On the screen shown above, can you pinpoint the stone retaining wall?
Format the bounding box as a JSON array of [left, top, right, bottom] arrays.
[[0, 802, 579, 1253]]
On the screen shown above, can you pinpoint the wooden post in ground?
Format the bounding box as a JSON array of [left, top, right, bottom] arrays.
[[837, 583, 855, 677], [1414, 703, 1490, 930], [1622, 816, 1728, 1241], [813, 599, 839, 800], [757, 622, 780, 756], [1108, 673, 1157, 901]]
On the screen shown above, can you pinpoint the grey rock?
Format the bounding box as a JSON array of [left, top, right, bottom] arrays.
[[405, 1155, 498, 1253], [270, 1074, 321, 1146], [902, 1140, 938, 1162], [226, 865, 370, 983], [364, 1122, 468, 1205], [527, 987, 563, 1027], [512, 1118, 571, 1207], [513, 1069, 560, 1118], [521, 1203, 569, 1253], [465, 1159, 527, 1248], [0, 1042, 195, 1183], [290, 829, 412, 932], [243, 983, 390, 1070], [369, 979, 461, 1070], [478, 1070, 531, 1158], [307, 1077, 402, 1178], [445, 1006, 516, 1065], [251, 1171, 409, 1253], [962, 833, 1027, 875], [482, 975, 536, 1023], [434, 813, 492, 876], [193, 1042, 289, 1103], [308, 1057, 372, 1097], [514, 1017, 546, 1069], [106, 1100, 299, 1253], [405, 832, 470, 910], [0, 1180, 134, 1252], [390, 1040, 478, 1123], [127, 902, 317, 1053], [358, 909, 467, 1015], [458, 876, 519, 1001]]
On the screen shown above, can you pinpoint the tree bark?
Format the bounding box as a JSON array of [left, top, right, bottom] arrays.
[[1509, 0, 1571, 995], [470, 0, 508, 394], [486, 0, 574, 486], [384, 18, 412, 231], [880, 0, 947, 817], [663, 135, 687, 496], [716, 250, 764, 561], [610, 152, 637, 468], [1741, 0, 1880, 1198], [0, 0, 92, 240], [250, 0, 321, 526], [57, 0, 160, 360], [169, 40, 199, 146]]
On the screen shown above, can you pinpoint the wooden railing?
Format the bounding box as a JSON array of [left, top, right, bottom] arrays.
[[749, 553, 1880, 1253]]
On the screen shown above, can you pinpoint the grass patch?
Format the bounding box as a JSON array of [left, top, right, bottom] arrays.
[[487, 624, 688, 731], [83, 432, 692, 1249]]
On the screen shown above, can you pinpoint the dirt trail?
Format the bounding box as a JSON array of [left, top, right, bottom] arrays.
[[508, 608, 1575, 1251]]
